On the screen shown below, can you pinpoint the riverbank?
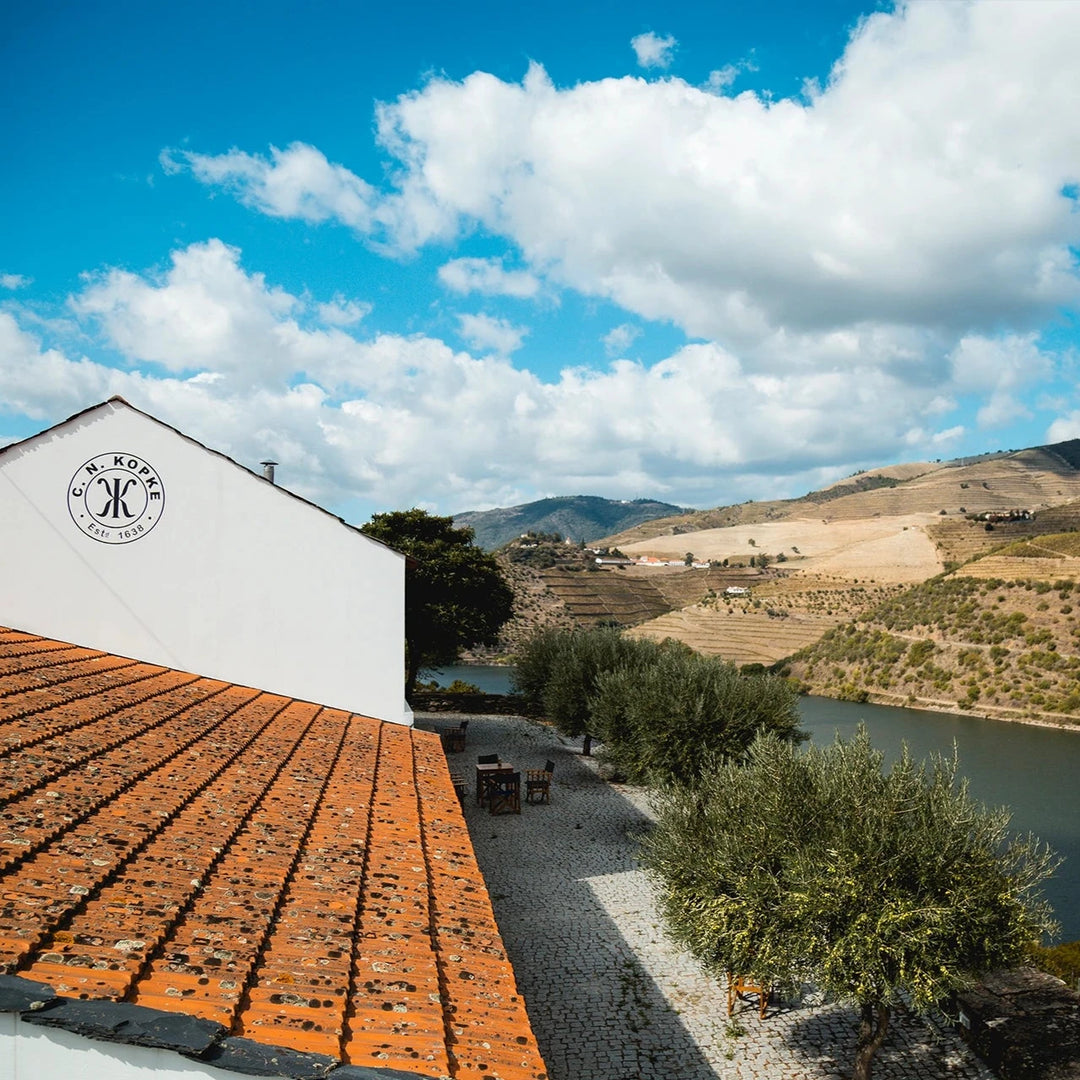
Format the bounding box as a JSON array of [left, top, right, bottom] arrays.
[[420, 671, 1080, 941], [828, 687, 1080, 734], [430, 659, 1080, 735]]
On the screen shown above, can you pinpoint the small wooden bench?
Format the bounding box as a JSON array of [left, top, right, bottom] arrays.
[[727, 972, 769, 1019]]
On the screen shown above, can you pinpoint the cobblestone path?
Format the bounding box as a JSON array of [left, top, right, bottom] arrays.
[[422, 712, 995, 1080]]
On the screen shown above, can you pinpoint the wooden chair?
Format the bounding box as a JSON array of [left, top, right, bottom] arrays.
[[726, 971, 770, 1019], [442, 721, 468, 754], [448, 771, 467, 806], [487, 771, 521, 815], [525, 760, 555, 804]]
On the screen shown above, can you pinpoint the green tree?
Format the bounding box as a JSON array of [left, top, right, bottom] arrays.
[[361, 509, 514, 696], [641, 729, 1056, 1080], [589, 648, 802, 785], [513, 627, 659, 755]]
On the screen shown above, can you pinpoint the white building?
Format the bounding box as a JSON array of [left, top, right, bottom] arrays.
[[0, 397, 411, 725]]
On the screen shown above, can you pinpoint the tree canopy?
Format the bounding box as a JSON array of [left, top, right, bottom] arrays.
[[512, 626, 642, 754], [590, 645, 802, 785], [361, 509, 514, 695], [640, 728, 1057, 1080], [513, 627, 802, 771]]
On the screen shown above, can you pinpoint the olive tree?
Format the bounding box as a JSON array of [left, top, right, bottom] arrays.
[[641, 729, 1057, 1080], [512, 627, 661, 755], [589, 647, 803, 785]]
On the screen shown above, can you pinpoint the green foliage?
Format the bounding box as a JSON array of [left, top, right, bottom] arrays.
[[512, 627, 659, 740], [1029, 940, 1080, 986], [906, 639, 936, 667], [590, 648, 803, 785], [642, 729, 1057, 1079], [444, 679, 483, 694], [998, 533, 1080, 559], [361, 509, 514, 694], [415, 678, 483, 693], [861, 576, 1029, 640], [514, 628, 802, 779], [506, 544, 560, 568]]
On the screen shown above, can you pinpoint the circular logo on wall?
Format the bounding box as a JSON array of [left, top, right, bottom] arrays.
[[67, 452, 166, 544]]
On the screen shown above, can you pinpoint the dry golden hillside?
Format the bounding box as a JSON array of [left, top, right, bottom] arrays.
[[619, 515, 943, 584], [600, 442, 1080, 549], [626, 576, 901, 666], [494, 445, 1080, 725], [809, 451, 1080, 521], [628, 606, 844, 666]]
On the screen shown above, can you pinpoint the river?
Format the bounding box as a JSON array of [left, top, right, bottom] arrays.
[[424, 665, 1080, 940]]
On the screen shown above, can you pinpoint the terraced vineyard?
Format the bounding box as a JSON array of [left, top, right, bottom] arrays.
[[953, 557, 1080, 581], [600, 442, 1080, 552], [1022, 498, 1080, 534], [647, 566, 761, 608], [951, 532, 1080, 583], [789, 574, 1080, 722], [925, 517, 1037, 566], [538, 568, 672, 626], [811, 450, 1080, 521], [628, 605, 841, 666], [491, 442, 1080, 724]]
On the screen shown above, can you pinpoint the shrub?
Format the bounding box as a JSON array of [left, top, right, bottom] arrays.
[[589, 649, 803, 786], [907, 639, 936, 667], [513, 628, 667, 752], [1029, 941, 1080, 986]]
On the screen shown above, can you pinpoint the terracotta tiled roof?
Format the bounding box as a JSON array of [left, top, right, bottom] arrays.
[[0, 627, 546, 1080]]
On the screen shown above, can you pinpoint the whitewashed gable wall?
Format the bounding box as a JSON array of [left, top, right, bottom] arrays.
[[0, 401, 410, 724]]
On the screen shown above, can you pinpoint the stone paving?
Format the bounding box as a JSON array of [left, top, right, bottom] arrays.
[[420, 712, 997, 1080]]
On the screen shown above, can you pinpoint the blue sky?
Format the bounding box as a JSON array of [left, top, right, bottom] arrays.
[[3, 1, 1079, 522]]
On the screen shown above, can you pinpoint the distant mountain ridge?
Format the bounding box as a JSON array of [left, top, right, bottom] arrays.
[[455, 438, 1080, 552], [454, 495, 685, 550], [596, 437, 1080, 548]]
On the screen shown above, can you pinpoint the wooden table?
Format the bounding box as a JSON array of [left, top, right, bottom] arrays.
[[476, 762, 513, 806]]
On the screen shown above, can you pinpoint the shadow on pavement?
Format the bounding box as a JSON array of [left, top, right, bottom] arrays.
[[422, 712, 727, 1080]]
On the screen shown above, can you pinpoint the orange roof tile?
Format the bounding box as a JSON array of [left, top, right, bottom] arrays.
[[0, 627, 547, 1080]]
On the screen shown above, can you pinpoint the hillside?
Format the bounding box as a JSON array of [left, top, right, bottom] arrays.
[[598, 439, 1080, 548], [788, 567, 1080, 724], [453, 495, 684, 550], [479, 442, 1080, 727]]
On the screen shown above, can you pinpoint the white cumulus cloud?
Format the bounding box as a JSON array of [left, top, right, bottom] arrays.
[[179, 1, 1080, 358], [4, 241, 1025, 515], [317, 294, 372, 326], [631, 31, 677, 70], [164, 143, 377, 231], [603, 323, 642, 356], [457, 313, 528, 356], [438, 257, 541, 298], [1047, 412, 1080, 443]]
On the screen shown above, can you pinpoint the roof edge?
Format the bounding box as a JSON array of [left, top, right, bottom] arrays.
[[2, 975, 423, 1080]]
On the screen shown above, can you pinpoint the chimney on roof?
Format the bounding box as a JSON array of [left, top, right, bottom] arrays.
[[260, 460, 278, 484]]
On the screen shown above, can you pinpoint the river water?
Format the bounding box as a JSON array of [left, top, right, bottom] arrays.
[[424, 665, 1080, 940]]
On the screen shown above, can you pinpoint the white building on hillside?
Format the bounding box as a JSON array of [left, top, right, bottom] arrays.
[[0, 397, 410, 724]]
